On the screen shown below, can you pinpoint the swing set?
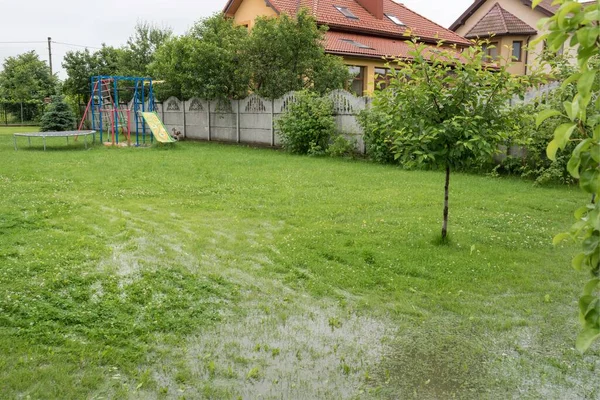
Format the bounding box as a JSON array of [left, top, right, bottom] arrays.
[[78, 75, 159, 146]]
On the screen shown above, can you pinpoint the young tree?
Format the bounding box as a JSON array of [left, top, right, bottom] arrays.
[[39, 95, 76, 132], [121, 22, 172, 77], [151, 14, 250, 101], [246, 9, 350, 99], [534, 0, 600, 352], [376, 40, 530, 240]]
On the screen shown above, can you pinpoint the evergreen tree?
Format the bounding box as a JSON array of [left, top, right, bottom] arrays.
[[40, 96, 76, 132]]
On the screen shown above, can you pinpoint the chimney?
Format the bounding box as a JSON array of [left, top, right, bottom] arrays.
[[355, 0, 384, 19]]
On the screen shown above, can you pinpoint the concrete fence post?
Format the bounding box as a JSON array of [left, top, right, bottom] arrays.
[[207, 100, 211, 141], [182, 99, 187, 139], [271, 99, 275, 147], [236, 100, 240, 143]]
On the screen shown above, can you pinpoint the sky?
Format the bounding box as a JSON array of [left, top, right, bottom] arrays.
[[0, 0, 475, 79]]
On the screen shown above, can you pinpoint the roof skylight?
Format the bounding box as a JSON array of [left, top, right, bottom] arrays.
[[340, 39, 373, 49], [385, 13, 405, 26], [334, 5, 359, 20]]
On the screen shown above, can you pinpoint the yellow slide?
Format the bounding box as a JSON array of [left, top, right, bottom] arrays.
[[141, 112, 177, 143]]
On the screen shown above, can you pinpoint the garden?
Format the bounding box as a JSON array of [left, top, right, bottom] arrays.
[[1, 0, 599, 398], [0, 124, 597, 399]]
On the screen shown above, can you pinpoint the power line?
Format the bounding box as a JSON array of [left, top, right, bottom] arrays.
[[51, 41, 101, 50], [0, 41, 46, 44]]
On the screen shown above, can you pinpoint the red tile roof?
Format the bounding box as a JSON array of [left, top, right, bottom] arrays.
[[465, 3, 537, 38], [324, 31, 464, 62], [224, 0, 471, 46]]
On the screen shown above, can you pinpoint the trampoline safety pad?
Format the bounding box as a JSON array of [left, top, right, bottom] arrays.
[[13, 130, 96, 151]]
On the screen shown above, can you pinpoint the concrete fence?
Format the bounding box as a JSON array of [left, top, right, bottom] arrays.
[[150, 90, 369, 151], [120, 84, 559, 151]]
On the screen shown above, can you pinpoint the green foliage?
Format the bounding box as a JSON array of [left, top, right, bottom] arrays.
[[151, 14, 250, 101], [245, 8, 350, 99], [120, 22, 172, 77], [276, 90, 335, 154], [533, 0, 600, 352], [501, 103, 576, 185], [373, 39, 530, 238], [62, 45, 127, 102], [357, 102, 397, 164], [326, 135, 356, 158], [39, 95, 76, 132], [0, 51, 55, 102]]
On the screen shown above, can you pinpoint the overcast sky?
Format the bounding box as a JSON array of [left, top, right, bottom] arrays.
[[0, 0, 474, 79]]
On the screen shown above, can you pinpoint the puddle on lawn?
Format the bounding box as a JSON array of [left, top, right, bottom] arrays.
[[180, 296, 394, 399]]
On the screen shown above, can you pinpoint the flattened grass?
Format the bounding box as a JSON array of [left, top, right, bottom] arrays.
[[0, 126, 597, 399]]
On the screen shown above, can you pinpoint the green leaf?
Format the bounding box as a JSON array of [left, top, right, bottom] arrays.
[[547, 139, 559, 161], [577, 27, 599, 48], [583, 279, 600, 296], [580, 169, 600, 194], [567, 155, 581, 178], [536, 109, 562, 127], [572, 253, 586, 271], [561, 72, 582, 90], [564, 101, 574, 121], [576, 327, 600, 353], [531, 0, 544, 8], [578, 70, 596, 100], [582, 235, 599, 256], [558, 2, 584, 28], [553, 122, 577, 149], [572, 138, 592, 157], [553, 232, 571, 245]]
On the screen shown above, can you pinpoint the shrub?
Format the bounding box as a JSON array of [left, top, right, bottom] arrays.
[[500, 102, 576, 185], [357, 106, 396, 164], [326, 134, 356, 158], [40, 96, 76, 132], [276, 90, 335, 154]]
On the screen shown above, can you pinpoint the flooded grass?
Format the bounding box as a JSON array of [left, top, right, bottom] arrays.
[[0, 126, 598, 398]]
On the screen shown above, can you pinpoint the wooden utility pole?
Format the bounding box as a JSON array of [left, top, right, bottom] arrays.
[[47, 37, 53, 75]]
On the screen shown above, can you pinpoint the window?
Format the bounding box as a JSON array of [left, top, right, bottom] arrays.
[[340, 38, 373, 49], [334, 5, 358, 19], [385, 14, 405, 26], [348, 66, 365, 95], [512, 41, 522, 61], [482, 42, 499, 61], [375, 67, 391, 90]]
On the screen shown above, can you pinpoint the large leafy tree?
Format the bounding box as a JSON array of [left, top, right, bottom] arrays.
[[62, 49, 95, 103], [62, 45, 124, 103], [151, 14, 250, 100], [534, 0, 600, 352], [0, 51, 55, 103], [246, 9, 350, 99], [377, 40, 530, 240], [121, 22, 172, 77]]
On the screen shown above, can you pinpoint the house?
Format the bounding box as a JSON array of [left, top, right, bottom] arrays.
[[222, 0, 471, 95], [449, 0, 596, 75]]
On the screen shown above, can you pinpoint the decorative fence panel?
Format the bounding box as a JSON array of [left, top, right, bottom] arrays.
[[124, 85, 560, 151], [240, 95, 273, 145]]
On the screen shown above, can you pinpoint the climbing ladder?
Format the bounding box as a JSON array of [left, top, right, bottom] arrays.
[[79, 78, 130, 143]]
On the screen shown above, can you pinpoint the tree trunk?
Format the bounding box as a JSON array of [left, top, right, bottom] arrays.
[[20, 101, 24, 125], [442, 164, 450, 240]]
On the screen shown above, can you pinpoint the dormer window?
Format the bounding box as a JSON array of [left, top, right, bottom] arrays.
[[334, 5, 359, 20], [340, 38, 373, 49], [385, 14, 405, 26]]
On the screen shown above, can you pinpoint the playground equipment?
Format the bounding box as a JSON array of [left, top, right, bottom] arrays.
[[13, 130, 96, 151], [78, 75, 172, 146], [141, 112, 177, 143]]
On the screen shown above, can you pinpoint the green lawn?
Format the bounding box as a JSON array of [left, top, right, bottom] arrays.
[[0, 126, 597, 399]]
